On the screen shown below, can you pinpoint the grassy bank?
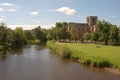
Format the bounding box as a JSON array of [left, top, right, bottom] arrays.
[[47, 41, 72, 58], [47, 41, 120, 69]]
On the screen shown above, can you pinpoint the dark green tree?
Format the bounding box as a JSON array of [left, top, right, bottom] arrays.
[[109, 26, 119, 45], [96, 20, 111, 45]]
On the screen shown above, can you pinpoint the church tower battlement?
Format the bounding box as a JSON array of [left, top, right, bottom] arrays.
[[87, 16, 97, 27]]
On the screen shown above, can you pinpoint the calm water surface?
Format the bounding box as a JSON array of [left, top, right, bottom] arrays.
[[0, 45, 120, 80]]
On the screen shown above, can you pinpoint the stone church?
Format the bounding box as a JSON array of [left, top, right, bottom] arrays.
[[68, 16, 98, 39]]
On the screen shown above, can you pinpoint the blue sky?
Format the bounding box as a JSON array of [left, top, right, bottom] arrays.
[[0, 0, 120, 29]]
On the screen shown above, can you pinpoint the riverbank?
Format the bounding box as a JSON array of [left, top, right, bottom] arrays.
[[47, 41, 120, 73]]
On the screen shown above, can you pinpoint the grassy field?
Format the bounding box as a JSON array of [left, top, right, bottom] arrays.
[[47, 41, 120, 69]]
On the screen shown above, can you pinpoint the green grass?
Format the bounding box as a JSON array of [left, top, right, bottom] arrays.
[[57, 43, 120, 68], [47, 41, 120, 68]]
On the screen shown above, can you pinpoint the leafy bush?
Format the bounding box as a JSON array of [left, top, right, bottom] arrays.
[[84, 59, 91, 65], [60, 46, 71, 58], [71, 55, 79, 60], [0, 45, 3, 50], [97, 60, 111, 67]]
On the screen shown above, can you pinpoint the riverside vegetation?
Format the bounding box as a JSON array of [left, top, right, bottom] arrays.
[[1, 20, 120, 70], [47, 41, 120, 70]]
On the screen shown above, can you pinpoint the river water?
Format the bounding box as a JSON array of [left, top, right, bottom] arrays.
[[0, 45, 120, 80]]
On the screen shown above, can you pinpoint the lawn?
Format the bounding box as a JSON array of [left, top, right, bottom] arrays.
[[57, 43, 120, 68]]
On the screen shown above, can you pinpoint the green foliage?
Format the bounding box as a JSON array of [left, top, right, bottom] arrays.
[[91, 32, 99, 44], [97, 60, 111, 67], [60, 46, 71, 58], [0, 45, 3, 50], [84, 59, 91, 65], [34, 39, 41, 44], [109, 26, 119, 45], [47, 41, 72, 59], [83, 32, 91, 42], [47, 22, 69, 41], [96, 20, 111, 45]]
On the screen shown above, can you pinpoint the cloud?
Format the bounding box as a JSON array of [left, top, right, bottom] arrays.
[[30, 11, 38, 15], [0, 8, 4, 12], [9, 9, 17, 12], [50, 7, 76, 15], [0, 18, 4, 22], [7, 24, 54, 30], [110, 16, 116, 18], [0, 3, 14, 6], [0, 16, 5, 22], [36, 21, 41, 23]]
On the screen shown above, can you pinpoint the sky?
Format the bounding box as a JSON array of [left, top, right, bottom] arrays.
[[0, 0, 120, 30]]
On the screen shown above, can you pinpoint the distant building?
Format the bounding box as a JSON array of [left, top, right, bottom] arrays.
[[68, 16, 98, 39]]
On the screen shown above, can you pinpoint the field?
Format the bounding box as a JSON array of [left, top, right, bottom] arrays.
[[47, 41, 120, 69]]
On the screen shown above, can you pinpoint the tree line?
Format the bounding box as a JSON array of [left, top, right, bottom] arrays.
[[0, 20, 120, 50], [0, 23, 47, 49], [47, 20, 120, 45]]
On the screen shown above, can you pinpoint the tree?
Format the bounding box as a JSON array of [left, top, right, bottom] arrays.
[[69, 26, 78, 41], [0, 23, 9, 48], [32, 26, 47, 44], [83, 32, 91, 42], [109, 26, 119, 45], [91, 32, 99, 44], [51, 22, 69, 41], [96, 20, 111, 45], [10, 27, 27, 48], [24, 30, 33, 40]]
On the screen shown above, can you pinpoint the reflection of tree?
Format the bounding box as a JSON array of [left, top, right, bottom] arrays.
[[0, 51, 7, 61], [35, 45, 46, 51], [8, 48, 23, 55]]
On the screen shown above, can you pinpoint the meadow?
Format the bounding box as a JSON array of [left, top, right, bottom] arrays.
[[47, 41, 120, 69]]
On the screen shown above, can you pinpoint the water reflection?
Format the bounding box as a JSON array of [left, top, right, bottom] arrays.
[[0, 51, 8, 61], [0, 46, 25, 61]]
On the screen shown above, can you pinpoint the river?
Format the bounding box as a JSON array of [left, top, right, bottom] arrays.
[[0, 45, 120, 80]]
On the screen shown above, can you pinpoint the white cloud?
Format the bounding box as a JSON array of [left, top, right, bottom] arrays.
[[0, 8, 4, 12], [0, 16, 5, 22], [30, 11, 38, 15], [0, 3, 14, 6], [110, 16, 116, 18], [0, 18, 4, 22], [50, 7, 76, 15], [36, 21, 41, 23], [9, 9, 17, 12], [0, 16, 5, 18], [7, 24, 54, 30]]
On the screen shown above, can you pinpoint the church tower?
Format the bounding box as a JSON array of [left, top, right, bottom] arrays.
[[87, 16, 97, 32]]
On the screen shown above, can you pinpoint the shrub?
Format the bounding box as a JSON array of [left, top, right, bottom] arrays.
[[60, 46, 72, 58], [84, 59, 91, 65], [0, 45, 3, 50], [92, 61, 98, 67], [97, 60, 111, 67], [34, 39, 41, 44], [71, 55, 79, 60]]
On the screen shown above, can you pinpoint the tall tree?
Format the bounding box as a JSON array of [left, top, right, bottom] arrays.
[[11, 27, 27, 48], [96, 20, 111, 45], [0, 23, 9, 48], [109, 26, 119, 45]]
